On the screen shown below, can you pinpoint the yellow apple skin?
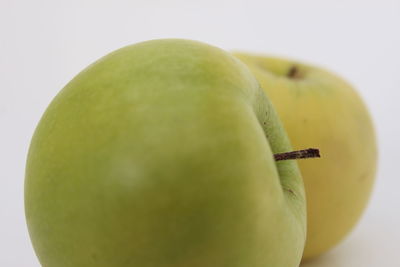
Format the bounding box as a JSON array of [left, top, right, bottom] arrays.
[[234, 53, 377, 260]]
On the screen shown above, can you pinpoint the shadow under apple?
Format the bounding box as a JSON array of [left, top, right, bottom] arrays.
[[300, 233, 369, 267]]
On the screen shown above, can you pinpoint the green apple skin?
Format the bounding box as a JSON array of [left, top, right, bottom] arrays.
[[25, 39, 306, 267], [234, 53, 377, 260]]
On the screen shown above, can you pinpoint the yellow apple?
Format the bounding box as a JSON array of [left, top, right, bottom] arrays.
[[234, 53, 377, 260]]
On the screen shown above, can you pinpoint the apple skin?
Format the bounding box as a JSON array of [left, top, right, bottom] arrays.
[[25, 39, 306, 267], [234, 53, 377, 260]]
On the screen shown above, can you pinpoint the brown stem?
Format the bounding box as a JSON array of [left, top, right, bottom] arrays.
[[287, 66, 299, 78], [274, 148, 320, 161], [287, 65, 303, 79]]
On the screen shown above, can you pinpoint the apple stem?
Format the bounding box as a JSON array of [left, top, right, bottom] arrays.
[[274, 148, 320, 161], [287, 65, 302, 79]]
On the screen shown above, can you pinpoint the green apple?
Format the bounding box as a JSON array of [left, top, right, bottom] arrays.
[[25, 39, 307, 267], [234, 53, 377, 260]]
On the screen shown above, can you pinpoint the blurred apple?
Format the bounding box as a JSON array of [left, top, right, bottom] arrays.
[[234, 53, 377, 260]]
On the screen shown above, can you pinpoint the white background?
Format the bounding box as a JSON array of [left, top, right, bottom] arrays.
[[1, 0, 399, 266]]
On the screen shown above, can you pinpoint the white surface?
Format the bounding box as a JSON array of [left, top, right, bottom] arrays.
[[1, 0, 399, 266]]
